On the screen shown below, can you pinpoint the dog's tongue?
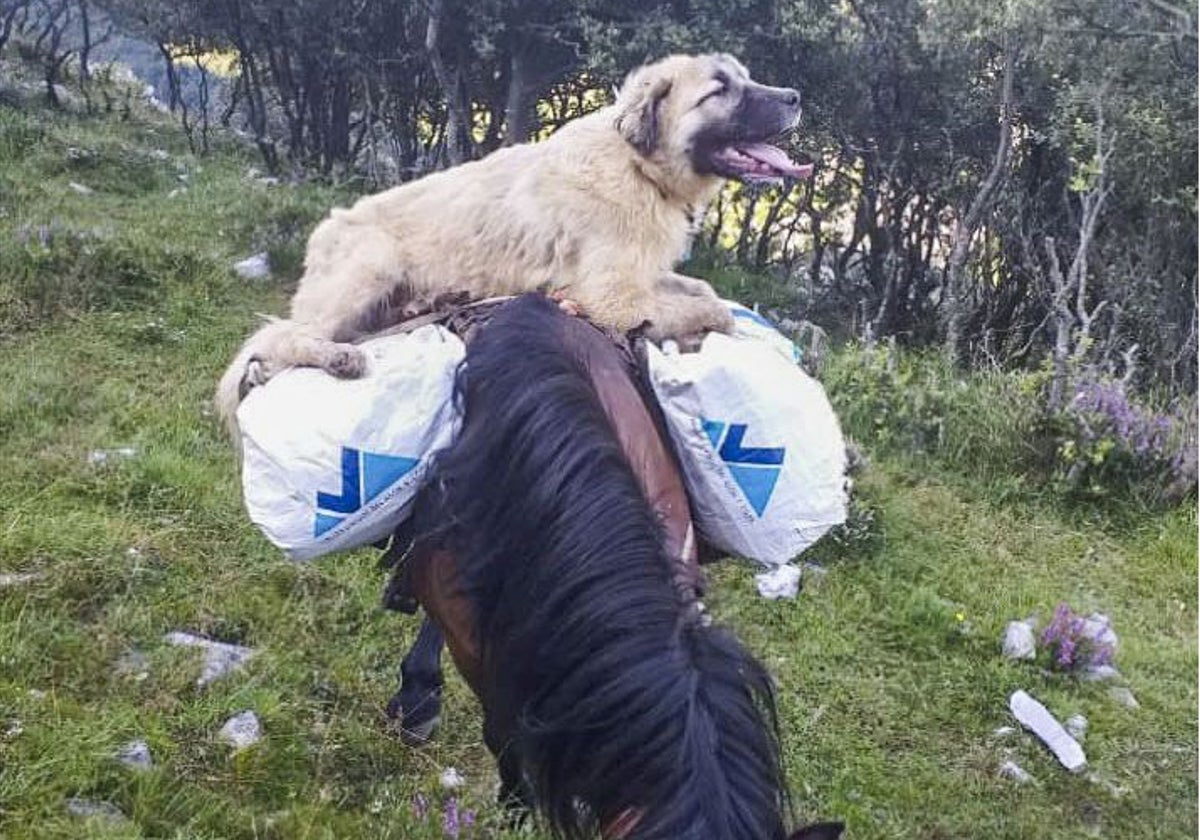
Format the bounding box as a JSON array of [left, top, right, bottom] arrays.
[[737, 143, 813, 179]]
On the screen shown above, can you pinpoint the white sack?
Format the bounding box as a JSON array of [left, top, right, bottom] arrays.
[[646, 303, 847, 566], [237, 325, 464, 560]]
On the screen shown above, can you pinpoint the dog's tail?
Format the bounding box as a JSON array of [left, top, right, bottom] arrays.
[[214, 317, 287, 446]]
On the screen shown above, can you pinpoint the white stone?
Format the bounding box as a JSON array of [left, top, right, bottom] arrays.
[[1081, 613, 1118, 650], [114, 649, 150, 679], [116, 739, 152, 770], [1001, 620, 1037, 660], [66, 798, 125, 820], [218, 711, 262, 749], [1108, 686, 1139, 709], [164, 631, 257, 686], [992, 725, 1017, 738], [0, 572, 40, 588], [1080, 664, 1121, 682], [439, 767, 465, 790], [88, 447, 137, 466], [1064, 714, 1088, 740], [68, 181, 93, 196], [998, 760, 1034, 784], [754, 563, 802, 600], [233, 253, 271, 281], [1009, 690, 1087, 773]]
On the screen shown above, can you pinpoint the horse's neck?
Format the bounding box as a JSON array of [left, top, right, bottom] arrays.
[[573, 329, 702, 602]]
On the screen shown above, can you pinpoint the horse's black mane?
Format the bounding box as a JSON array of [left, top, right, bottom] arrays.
[[417, 294, 791, 840]]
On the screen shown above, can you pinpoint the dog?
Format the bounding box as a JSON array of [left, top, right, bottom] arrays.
[[215, 53, 811, 436]]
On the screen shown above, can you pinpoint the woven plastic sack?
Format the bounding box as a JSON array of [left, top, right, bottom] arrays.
[[646, 304, 847, 566], [236, 324, 464, 560]]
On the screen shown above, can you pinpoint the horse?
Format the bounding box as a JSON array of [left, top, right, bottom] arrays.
[[386, 294, 842, 840]]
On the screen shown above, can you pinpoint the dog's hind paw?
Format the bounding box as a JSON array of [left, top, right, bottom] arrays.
[[325, 344, 368, 379]]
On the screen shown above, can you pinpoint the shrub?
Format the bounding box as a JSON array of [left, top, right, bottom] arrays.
[[822, 342, 1044, 486], [1044, 375, 1197, 506], [823, 343, 1195, 509]]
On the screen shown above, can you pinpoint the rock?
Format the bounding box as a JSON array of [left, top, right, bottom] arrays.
[[1087, 772, 1130, 798], [150, 149, 170, 161], [116, 739, 153, 771], [1002, 620, 1037, 660], [1108, 686, 1139, 709], [167, 187, 188, 198], [1080, 664, 1121, 682], [754, 563, 801, 600], [66, 798, 125, 821], [4, 719, 23, 738], [1064, 714, 1088, 741], [0, 572, 40, 588], [68, 181, 94, 196], [440, 767, 466, 790], [999, 760, 1034, 784], [801, 561, 828, 580], [164, 631, 257, 686], [233, 252, 271, 281], [114, 649, 150, 680], [992, 725, 1017, 738], [1009, 690, 1088, 773], [1080, 613, 1118, 653], [88, 447, 137, 466], [218, 710, 262, 749]]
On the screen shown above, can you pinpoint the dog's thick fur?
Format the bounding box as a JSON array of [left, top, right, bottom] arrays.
[[216, 53, 804, 436]]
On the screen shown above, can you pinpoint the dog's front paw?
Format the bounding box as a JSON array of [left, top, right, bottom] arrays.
[[705, 304, 736, 335], [325, 344, 368, 379]]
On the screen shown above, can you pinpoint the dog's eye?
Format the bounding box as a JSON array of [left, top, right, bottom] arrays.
[[697, 75, 729, 107]]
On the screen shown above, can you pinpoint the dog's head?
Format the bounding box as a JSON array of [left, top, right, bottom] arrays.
[[614, 54, 812, 193]]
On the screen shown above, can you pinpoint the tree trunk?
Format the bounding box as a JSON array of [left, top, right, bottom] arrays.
[[944, 37, 1017, 362], [425, 0, 473, 166], [502, 47, 534, 145]]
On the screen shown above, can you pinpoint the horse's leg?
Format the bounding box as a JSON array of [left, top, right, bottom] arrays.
[[484, 715, 535, 819], [387, 616, 444, 746]]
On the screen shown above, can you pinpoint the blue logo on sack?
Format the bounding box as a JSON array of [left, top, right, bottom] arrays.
[[700, 418, 785, 517], [313, 446, 419, 536]]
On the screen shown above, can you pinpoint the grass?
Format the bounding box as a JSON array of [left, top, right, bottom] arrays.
[[0, 82, 1196, 839]]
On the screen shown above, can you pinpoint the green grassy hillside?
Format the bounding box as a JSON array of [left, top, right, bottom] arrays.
[[0, 91, 1195, 839]]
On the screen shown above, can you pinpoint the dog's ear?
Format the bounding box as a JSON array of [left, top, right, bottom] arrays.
[[615, 73, 673, 156], [788, 822, 845, 840]]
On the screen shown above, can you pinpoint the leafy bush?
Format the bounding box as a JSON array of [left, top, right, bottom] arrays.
[[822, 342, 1044, 484], [823, 342, 1196, 508], [1043, 375, 1197, 506]]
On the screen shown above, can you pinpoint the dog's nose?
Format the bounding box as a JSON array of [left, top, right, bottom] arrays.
[[782, 88, 801, 107]]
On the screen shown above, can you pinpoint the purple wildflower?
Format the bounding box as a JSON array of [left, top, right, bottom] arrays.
[[412, 793, 429, 820], [443, 796, 460, 838], [1041, 602, 1118, 673]]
